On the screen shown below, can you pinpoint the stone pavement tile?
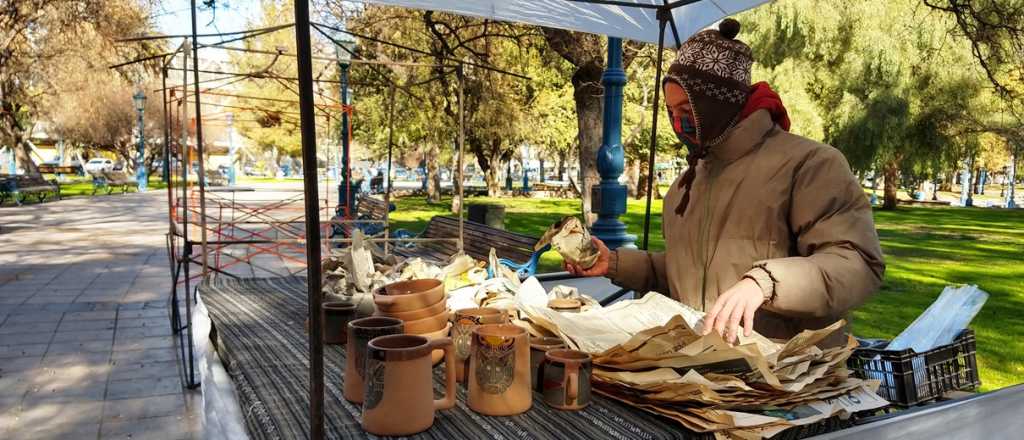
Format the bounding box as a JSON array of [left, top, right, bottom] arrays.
[[7, 401, 103, 440], [118, 308, 169, 319], [0, 321, 59, 334], [73, 294, 124, 304], [123, 291, 166, 303], [114, 336, 175, 351], [0, 344, 49, 359], [109, 360, 180, 381], [116, 317, 168, 329], [0, 356, 43, 373], [106, 376, 182, 400], [57, 319, 116, 332], [51, 329, 115, 343], [102, 394, 185, 421], [3, 311, 64, 323], [33, 288, 85, 297], [1, 332, 53, 345], [100, 414, 197, 440], [111, 348, 179, 364], [0, 296, 28, 305], [22, 368, 108, 404], [117, 301, 147, 310], [63, 310, 117, 321], [41, 352, 111, 368], [0, 368, 35, 398], [145, 300, 170, 309], [44, 339, 113, 355], [42, 303, 92, 313], [91, 302, 120, 311], [22, 295, 78, 305], [82, 285, 131, 296], [116, 325, 173, 339]]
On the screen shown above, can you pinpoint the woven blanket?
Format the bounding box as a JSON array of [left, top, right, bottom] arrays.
[[199, 277, 847, 439]]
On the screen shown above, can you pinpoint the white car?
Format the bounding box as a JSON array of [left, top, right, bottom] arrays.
[[84, 158, 114, 174]]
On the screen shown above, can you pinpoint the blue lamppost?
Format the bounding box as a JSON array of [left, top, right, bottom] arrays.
[[133, 89, 147, 192], [226, 113, 237, 186], [591, 37, 636, 249]]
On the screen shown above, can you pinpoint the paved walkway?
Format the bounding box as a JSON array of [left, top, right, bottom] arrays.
[[0, 192, 202, 439]]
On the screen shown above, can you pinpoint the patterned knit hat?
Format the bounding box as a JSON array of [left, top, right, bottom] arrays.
[[664, 19, 753, 146]]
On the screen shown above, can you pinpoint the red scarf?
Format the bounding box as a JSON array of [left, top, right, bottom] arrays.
[[740, 82, 791, 131]]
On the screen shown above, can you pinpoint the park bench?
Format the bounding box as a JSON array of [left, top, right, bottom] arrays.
[[332, 194, 394, 239], [91, 171, 134, 195], [393, 216, 547, 277], [899, 199, 953, 207], [0, 175, 61, 205], [205, 169, 228, 187]]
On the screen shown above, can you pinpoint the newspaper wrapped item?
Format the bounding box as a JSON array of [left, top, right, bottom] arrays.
[[515, 292, 886, 438], [535, 216, 599, 269]]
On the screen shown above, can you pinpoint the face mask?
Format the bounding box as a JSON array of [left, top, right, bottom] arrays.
[[670, 112, 698, 149]]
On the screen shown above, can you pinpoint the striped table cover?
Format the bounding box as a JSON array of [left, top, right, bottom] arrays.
[[199, 277, 846, 440]]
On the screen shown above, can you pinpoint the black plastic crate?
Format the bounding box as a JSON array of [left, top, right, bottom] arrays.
[[848, 329, 980, 407]]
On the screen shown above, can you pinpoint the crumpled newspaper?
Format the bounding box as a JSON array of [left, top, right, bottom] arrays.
[[488, 248, 522, 287], [535, 216, 599, 269], [547, 285, 600, 310]]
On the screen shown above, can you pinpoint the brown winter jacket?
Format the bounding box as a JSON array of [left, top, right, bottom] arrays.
[[607, 110, 885, 346]]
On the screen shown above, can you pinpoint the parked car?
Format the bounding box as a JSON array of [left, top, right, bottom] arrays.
[[84, 158, 114, 174], [112, 161, 125, 172]]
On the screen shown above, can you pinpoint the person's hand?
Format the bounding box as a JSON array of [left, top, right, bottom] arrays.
[[564, 237, 610, 277], [701, 278, 764, 344]]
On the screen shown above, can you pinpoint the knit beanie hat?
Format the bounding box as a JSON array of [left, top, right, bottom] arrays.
[[664, 18, 753, 147], [664, 18, 753, 216]]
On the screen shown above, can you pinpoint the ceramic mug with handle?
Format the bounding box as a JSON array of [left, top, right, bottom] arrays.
[[452, 307, 505, 382], [361, 334, 456, 436], [541, 349, 592, 410], [467, 324, 532, 416], [344, 316, 404, 403]]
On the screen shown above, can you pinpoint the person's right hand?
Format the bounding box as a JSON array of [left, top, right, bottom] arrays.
[[564, 237, 611, 277]]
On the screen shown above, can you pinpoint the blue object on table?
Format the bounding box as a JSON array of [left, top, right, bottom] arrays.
[[492, 244, 550, 279], [591, 37, 636, 250]]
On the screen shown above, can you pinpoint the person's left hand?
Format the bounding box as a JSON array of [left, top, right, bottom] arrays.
[[701, 278, 764, 344]]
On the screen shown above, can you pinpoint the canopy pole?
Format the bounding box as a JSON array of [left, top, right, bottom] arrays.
[[179, 37, 198, 389], [162, 63, 174, 236], [291, 2, 324, 438], [189, 1, 210, 276], [642, 13, 668, 250], [383, 83, 397, 256], [457, 66, 465, 253]]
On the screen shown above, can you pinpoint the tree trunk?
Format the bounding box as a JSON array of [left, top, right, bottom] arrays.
[[882, 160, 900, 210], [12, 135, 41, 177], [575, 90, 603, 225], [451, 145, 463, 215], [425, 144, 440, 203], [940, 170, 954, 192], [558, 153, 567, 181], [626, 159, 640, 199]]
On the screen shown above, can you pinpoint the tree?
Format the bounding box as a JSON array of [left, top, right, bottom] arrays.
[[0, 0, 155, 176]]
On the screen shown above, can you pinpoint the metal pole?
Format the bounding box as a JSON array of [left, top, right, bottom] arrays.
[[457, 67, 465, 253], [292, 2, 325, 437], [642, 15, 668, 250], [189, 1, 210, 276], [136, 91, 148, 192], [179, 38, 198, 389], [227, 113, 236, 186], [592, 37, 636, 249], [162, 65, 175, 234], [383, 83, 396, 256], [340, 61, 351, 218]]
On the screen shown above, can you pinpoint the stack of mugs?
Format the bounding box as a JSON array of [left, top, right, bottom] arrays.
[[373, 279, 451, 363], [342, 278, 594, 436]]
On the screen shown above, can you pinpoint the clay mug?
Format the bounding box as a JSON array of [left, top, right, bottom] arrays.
[[541, 349, 592, 410], [529, 336, 567, 391], [344, 316, 403, 404], [453, 307, 505, 382], [467, 324, 532, 416], [361, 334, 456, 436], [322, 302, 356, 345], [548, 297, 582, 313]]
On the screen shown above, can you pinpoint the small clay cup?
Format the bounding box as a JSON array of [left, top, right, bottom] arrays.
[[323, 302, 356, 345], [362, 334, 456, 436], [541, 349, 592, 410], [452, 308, 506, 382], [467, 324, 531, 416], [548, 298, 582, 313], [374, 279, 446, 312], [530, 336, 567, 391], [344, 316, 403, 404]]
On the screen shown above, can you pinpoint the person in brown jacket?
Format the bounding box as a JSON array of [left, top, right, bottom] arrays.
[[566, 19, 885, 347]]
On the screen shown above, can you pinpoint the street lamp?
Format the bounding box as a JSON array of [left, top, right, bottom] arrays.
[[226, 113, 237, 186], [521, 143, 531, 193], [133, 89, 147, 192], [335, 33, 357, 216]]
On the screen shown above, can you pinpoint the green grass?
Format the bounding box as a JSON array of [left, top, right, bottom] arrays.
[[391, 194, 1023, 391], [0, 176, 167, 206]]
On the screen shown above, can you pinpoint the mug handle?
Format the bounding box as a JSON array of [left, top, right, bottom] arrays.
[[565, 362, 579, 405], [430, 337, 456, 410]]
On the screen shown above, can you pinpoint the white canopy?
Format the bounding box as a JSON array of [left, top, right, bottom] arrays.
[[363, 0, 771, 47]]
